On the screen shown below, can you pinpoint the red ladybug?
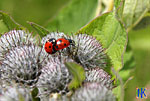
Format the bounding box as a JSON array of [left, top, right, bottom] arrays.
[[54, 38, 75, 51], [44, 38, 57, 54]]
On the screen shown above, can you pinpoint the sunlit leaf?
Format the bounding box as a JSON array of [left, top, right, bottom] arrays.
[[79, 12, 127, 71]]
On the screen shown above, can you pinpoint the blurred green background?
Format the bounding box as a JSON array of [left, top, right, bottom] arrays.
[[0, 0, 69, 30], [0, 0, 150, 100]]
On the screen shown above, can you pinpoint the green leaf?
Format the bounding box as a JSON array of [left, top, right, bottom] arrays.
[[122, 0, 150, 31], [0, 19, 8, 34], [79, 12, 127, 71], [28, 21, 49, 37], [65, 62, 85, 90], [0, 11, 25, 30], [46, 0, 98, 34], [31, 87, 40, 101]]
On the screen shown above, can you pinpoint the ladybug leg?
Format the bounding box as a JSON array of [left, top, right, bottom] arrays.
[[66, 47, 70, 54]]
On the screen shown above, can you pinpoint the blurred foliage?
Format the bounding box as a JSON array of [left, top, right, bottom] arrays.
[[46, 0, 98, 34], [122, 0, 150, 31], [0, 0, 69, 31], [0, 0, 150, 100], [125, 24, 150, 101]]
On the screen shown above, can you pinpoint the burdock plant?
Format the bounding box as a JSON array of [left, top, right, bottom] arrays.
[[71, 82, 116, 101], [0, 0, 129, 99], [0, 30, 116, 101]]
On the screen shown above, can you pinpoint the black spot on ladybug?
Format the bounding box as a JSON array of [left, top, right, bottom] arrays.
[[49, 46, 51, 48], [56, 46, 58, 49], [59, 40, 62, 42], [64, 43, 66, 46]]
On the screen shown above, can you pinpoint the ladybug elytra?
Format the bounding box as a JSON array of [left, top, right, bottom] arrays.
[[44, 38, 57, 54], [44, 38, 75, 54]]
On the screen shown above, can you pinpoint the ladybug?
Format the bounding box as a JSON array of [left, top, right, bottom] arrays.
[[44, 38, 57, 54], [54, 38, 75, 51]]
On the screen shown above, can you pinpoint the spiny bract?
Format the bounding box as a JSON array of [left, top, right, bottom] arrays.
[[71, 82, 116, 101], [70, 34, 107, 69], [0, 30, 36, 61], [37, 56, 73, 98], [0, 83, 32, 101], [85, 68, 114, 89], [1, 44, 43, 86]]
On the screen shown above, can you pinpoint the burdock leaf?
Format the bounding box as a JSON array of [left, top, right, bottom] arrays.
[[28, 21, 49, 37], [65, 62, 85, 90], [79, 12, 127, 71], [0, 11, 25, 30], [46, 0, 98, 34]]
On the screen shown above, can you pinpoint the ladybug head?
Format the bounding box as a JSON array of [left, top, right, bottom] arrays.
[[68, 39, 75, 46], [48, 38, 56, 45]]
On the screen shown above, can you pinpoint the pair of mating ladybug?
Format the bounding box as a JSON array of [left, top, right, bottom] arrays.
[[44, 38, 75, 54]]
